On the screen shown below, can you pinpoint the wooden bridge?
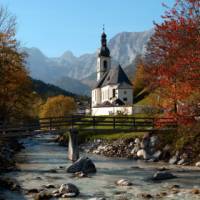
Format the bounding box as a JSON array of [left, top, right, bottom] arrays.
[[0, 115, 177, 138]]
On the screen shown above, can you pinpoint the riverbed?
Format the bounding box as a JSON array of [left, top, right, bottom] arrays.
[[0, 133, 200, 199]]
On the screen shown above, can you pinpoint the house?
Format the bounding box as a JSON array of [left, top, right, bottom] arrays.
[[91, 30, 133, 116]]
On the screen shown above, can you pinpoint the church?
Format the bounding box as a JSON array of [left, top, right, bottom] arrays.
[[91, 30, 133, 116]]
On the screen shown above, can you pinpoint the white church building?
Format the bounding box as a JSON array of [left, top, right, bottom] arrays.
[[91, 31, 133, 116]]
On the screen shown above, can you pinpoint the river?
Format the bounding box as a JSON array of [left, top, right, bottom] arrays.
[[0, 133, 200, 199]]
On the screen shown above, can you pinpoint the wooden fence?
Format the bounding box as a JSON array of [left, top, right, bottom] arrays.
[[0, 115, 177, 137]]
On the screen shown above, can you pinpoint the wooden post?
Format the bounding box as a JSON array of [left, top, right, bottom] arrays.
[[113, 117, 115, 129], [93, 116, 96, 130], [68, 128, 79, 162]]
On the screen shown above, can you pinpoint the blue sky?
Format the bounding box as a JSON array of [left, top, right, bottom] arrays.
[[1, 0, 175, 57]]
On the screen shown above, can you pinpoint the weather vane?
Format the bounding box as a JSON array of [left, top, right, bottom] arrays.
[[103, 24, 105, 32]]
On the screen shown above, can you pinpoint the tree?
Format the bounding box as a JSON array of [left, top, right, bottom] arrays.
[[0, 6, 33, 122], [132, 55, 147, 96], [39, 95, 76, 118], [144, 0, 200, 120]]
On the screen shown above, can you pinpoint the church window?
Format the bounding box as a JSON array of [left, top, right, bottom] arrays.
[[123, 97, 127, 102], [112, 89, 116, 98], [103, 60, 107, 70]]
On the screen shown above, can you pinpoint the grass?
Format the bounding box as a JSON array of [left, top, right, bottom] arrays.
[[63, 129, 146, 144]]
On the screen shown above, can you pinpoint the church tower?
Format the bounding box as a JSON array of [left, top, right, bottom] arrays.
[[97, 29, 111, 81]]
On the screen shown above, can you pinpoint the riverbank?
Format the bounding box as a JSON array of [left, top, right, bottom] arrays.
[[57, 129, 200, 167], [1, 133, 200, 199], [0, 138, 24, 172]]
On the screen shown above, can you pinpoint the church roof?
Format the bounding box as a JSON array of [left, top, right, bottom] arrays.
[[94, 65, 132, 89]]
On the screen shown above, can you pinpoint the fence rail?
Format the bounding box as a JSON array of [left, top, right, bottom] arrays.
[[0, 115, 178, 138]]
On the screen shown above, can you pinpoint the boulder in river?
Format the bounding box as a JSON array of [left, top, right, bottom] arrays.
[[59, 183, 79, 197], [67, 157, 96, 173], [152, 171, 177, 181], [137, 149, 149, 160], [34, 191, 52, 200], [169, 155, 178, 165], [115, 179, 133, 186], [195, 161, 200, 167]]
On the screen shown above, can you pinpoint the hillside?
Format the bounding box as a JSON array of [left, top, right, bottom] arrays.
[[31, 78, 89, 101]]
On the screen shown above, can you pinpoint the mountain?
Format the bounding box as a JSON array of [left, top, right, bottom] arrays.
[[24, 29, 153, 94], [55, 76, 90, 96], [32, 78, 89, 101]]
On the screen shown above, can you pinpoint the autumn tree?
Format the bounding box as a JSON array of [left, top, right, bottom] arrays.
[[39, 95, 76, 118], [0, 6, 33, 122], [144, 0, 200, 119], [132, 55, 147, 97]]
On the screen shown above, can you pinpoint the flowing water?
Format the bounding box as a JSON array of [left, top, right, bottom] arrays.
[[0, 133, 200, 200]]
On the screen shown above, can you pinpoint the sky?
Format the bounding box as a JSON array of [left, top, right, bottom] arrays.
[[1, 0, 175, 57]]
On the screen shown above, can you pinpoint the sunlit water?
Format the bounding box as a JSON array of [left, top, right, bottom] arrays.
[[0, 134, 200, 199]]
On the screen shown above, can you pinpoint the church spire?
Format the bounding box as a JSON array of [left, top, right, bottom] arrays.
[[99, 25, 110, 57]]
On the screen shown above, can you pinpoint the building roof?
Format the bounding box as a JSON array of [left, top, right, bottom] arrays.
[[94, 65, 132, 89]]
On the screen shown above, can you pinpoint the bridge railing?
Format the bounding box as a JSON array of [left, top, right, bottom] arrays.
[[0, 115, 177, 135]]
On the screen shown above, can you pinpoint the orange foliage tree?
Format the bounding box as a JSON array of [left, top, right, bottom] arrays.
[[0, 6, 33, 122], [144, 0, 200, 121], [39, 95, 76, 118]]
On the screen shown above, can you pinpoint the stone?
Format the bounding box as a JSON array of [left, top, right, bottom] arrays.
[[115, 179, 132, 186], [131, 146, 140, 155], [134, 138, 140, 144], [67, 157, 96, 174], [28, 188, 39, 194], [191, 188, 200, 194], [59, 183, 79, 197], [177, 159, 185, 165], [74, 171, 88, 178], [169, 155, 178, 165], [150, 135, 158, 147], [152, 171, 177, 181], [140, 193, 153, 199], [195, 161, 200, 167], [45, 184, 56, 189], [152, 150, 162, 160], [34, 191, 52, 200], [137, 149, 149, 160]]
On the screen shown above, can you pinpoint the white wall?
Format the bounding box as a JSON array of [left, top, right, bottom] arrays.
[[117, 88, 133, 105], [92, 106, 133, 116], [92, 88, 101, 107], [97, 56, 111, 81]]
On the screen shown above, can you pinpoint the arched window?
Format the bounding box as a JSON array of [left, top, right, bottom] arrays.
[[103, 60, 107, 70]]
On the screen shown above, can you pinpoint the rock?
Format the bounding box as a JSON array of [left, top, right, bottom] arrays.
[[169, 155, 178, 164], [170, 184, 180, 189], [67, 157, 96, 174], [0, 177, 21, 191], [58, 183, 79, 197], [28, 188, 39, 194], [140, 193, 153, 199], [45, 184, 56, 189], [152, 150, 162, 160], [152, 171, 177, 181], [177, 159, 185, 165], [134, 138, 140, 144], [195, 161, 200, 167], [150, 135, 158, 147], [48, 169, 57, 173], [137, 149, 149, 160], [115, 179, 132, 186], [34, 191, 52, 200], [191, 188, 200, 194], [131, 146, 140, 155], [74, 171, 88, 178]]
